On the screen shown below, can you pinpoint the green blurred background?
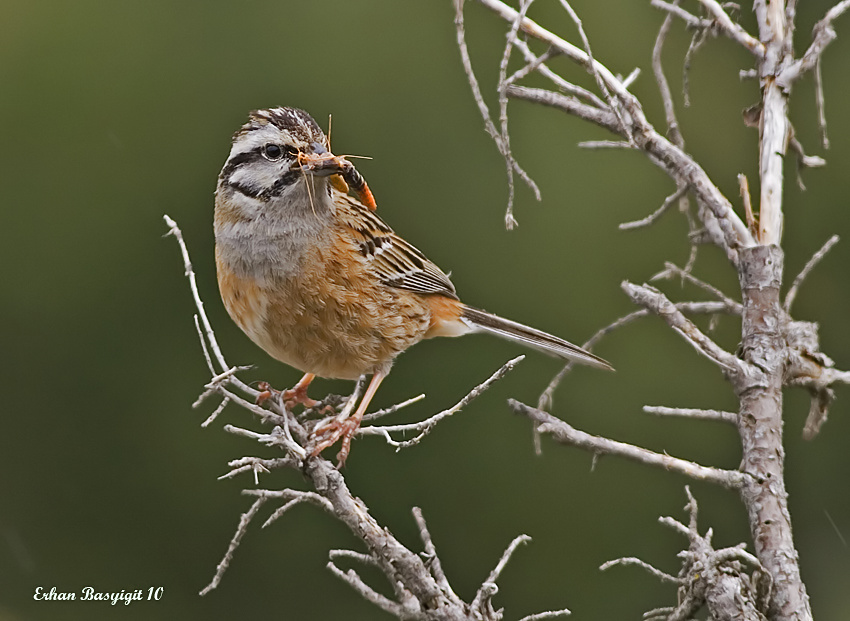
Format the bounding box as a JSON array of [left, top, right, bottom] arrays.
[[2, 1, 849, 619]]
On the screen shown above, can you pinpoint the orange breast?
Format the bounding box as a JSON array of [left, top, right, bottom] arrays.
[[216, 234, 436, 380]]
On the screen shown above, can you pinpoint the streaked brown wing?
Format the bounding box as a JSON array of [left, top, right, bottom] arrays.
[[336, 195, 459, 300]]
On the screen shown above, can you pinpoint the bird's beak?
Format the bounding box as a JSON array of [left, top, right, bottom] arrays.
[[291, 142, 344, 177]]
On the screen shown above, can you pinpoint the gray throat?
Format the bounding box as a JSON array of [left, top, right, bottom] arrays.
[[215, 182, 333, 284]]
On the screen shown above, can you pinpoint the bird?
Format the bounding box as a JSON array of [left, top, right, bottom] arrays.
[[214, 107, 612, 464]]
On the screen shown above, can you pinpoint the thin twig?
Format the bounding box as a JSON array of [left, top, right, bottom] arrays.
[[325, 561, 406, 617], [455, 0, 540, 229], [359, 356, 524, 449], [497, 0, 536, 229], [695, 0, 765, 56], [360, 393, 426, 422], [164, 215, 228, 375], [506, 46, 555, 87], [517, 609, 573, 620], [620, 185, 690, 230], [578, 140, 634, 150], [816, 57, 829, 149], [784, 235, 839, 312], [412, 507, 456, 598], [642, 406, 736, 424], [779, 0, 850, 87], [202, 397, 231, 428], [600, 557, 681, 584], [255, 490, 335, 527], [512, 38, 605, 108], [738, 173, 757, 236], [558, 0, 632, 141], [651, 262, 742, 312], [652, 3, 685, 149], [199, 497, 267, 596], [651, 0, 712, 29], [471, 534, 532, 614]]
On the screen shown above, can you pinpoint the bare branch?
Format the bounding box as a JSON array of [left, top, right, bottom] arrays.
[[512, 38, 605, 108], [412, 508, 456, 598], [652, 4, 685, 149], [651, 0, 712, 29], [359, 356, 524, 449], [651, 262, 742, 313], [739, 173, 757, 236], [361, 393, 426, 423], [697, 0, 765, 56], [784, 234, 839, 312], [558, 0, 631, 140], [789, 135, 827, 172], [642, 406, 737, 424], [201, 397, 230, 428], [474, 0, 756, 259], [578, 140, 634, 150], [239, 489, 335, 527], [471, 534, 532, 615], [200, 497, 267, 596], [326, 561, 408, 618], [507, 85, 619, 131], [816, 57, 830, 149], [622, 281, 747, 375], [537, 301, 736, 414], [455, 0, 540, 229], [218, 456, 294, 482], [164, 215, 228, 375], [620, 185, 689, 230], [600, 557, 681, 584], [779, 0, 850, 86], [510, 400, 746, 489], [517, 609, 572, 621]]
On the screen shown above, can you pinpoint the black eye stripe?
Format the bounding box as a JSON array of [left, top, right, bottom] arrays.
[[220, 144, 301, 181], [218, 150, 260, 181]]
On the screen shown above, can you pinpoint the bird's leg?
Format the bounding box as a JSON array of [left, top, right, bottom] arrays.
[[311, 371, 386, 466], [256, 373, 318, 409]]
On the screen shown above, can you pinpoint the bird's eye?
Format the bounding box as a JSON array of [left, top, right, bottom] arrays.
[[263, 144, 284, 160]]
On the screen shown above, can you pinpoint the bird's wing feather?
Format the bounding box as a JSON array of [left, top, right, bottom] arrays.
[[335, 194, 458, 299]]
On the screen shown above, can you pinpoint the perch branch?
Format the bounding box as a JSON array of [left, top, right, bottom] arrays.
[[167, 215, 569, 619]]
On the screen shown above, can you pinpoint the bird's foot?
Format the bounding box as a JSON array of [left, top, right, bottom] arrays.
[[256, 381, 319, 410], [310, 416, 361, 467]]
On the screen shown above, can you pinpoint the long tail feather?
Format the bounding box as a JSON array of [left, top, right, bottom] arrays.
[[460, 305, 613, 371]]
